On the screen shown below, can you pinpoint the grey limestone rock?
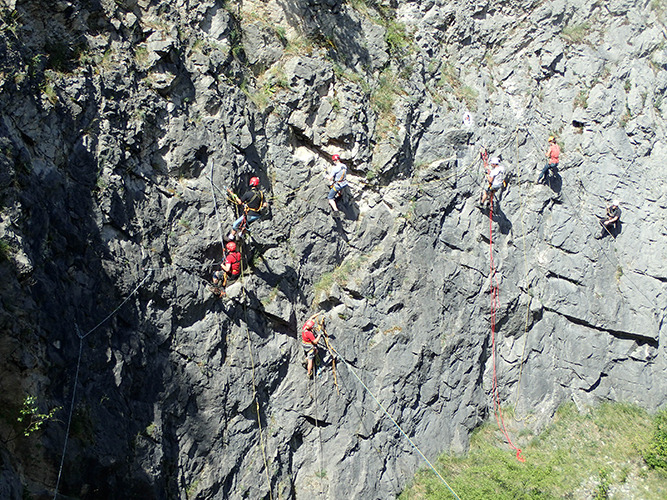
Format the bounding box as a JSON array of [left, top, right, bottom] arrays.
[[0, 0, 666, 499]]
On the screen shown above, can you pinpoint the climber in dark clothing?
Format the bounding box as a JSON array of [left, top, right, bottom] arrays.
[[594, 201, 621, 239], [228, 176, 269, 240]]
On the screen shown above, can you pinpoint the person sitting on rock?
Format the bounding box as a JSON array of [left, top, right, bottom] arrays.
[[301, 313, 322, 377], [326, 154, 348, 214], [537, 135, 560, 184], [228, 176, 269, 240], [211, 241, 242, 295], [480, 155, 505, 208], [594, 200, 621, 239]]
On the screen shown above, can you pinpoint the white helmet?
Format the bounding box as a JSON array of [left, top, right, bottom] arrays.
[[490, 157, 500, 165], [612, 200, 620, 206]]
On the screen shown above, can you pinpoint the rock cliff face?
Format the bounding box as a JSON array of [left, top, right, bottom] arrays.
[[0, 0, 666, 498]]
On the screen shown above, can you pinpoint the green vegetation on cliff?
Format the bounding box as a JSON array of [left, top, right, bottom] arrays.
[[400, 403, 667, 499]]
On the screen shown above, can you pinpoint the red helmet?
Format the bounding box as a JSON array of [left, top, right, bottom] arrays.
[[304, 319, 315, 329], [331, 154, 340, 161], [249, 176, 260, 187], [226, 241, 237, 252]]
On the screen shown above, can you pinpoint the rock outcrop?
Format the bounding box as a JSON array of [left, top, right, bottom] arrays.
[[0, 0, 665, 498]]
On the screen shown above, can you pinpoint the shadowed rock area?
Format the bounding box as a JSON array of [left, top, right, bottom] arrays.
[[0, 0, 665, 498]]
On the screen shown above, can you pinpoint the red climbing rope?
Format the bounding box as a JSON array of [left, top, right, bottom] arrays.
[[488, 202, 525, 463]]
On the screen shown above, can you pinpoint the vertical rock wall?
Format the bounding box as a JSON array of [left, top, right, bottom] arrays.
[[0, 0, 665, 498]]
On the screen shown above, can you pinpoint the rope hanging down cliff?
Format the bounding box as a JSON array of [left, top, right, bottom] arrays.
[[53, 271, 152, 500], [487, 202, 525, 463], [209, 161, 274, 500], [326, 342, 462, 500]]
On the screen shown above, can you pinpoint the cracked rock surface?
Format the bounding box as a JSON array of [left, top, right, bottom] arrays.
[[0, 0, 665, 498]]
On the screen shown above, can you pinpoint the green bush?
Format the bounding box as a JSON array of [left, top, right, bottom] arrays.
[[0, 238, 11, 261], [644, 409, 667, 470]]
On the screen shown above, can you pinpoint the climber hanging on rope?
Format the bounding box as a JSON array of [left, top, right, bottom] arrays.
[[301, 313, 323, 377], [227, 176, 269, 240], [594, 200, 621, 239], [326, 154, 348, 215], [537, 135, 560, 184], [479, 147, 505, 209], [211, 241, 242, 296]]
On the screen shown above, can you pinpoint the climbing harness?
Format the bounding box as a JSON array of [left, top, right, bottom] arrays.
[[329, 162, 348, 199]]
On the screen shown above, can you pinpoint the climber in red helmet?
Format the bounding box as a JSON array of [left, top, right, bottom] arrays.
[[301, 313, 322, 377], [211, 240, 242, 296], [228, 176, 269, 240]]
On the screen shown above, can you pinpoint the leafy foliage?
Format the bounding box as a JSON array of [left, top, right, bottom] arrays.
[[17, 395, 61, 437], [644, 409, 667, 470]]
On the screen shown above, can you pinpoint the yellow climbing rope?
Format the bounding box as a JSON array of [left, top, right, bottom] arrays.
[[209, 163, 274, 499]]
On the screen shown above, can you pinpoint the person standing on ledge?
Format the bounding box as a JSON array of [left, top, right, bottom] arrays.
[[537, 135, 560, 184]]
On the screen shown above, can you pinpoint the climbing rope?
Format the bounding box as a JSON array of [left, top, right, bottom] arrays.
[[323, 336, 339, 395], [240, 290, 274, 500], [53, 331, 83, 500], [557, 179, 657, 310], [53, 271, 151, 500], [208, 161, 273, 499], [312, 371, 325, 497], [326, 343, 462, 500], [488, 202, 525, 463], [316, 319, 339, 394], [511, 124, 657, 414]]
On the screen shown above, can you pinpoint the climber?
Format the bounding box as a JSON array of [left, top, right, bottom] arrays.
[[326, 154, 348, 214], [537, 136, 560, 184], [301, 313, 322, 377], [228, 176, 269, 240], [594, 200, 621, 239], [480, 153, 505, 208], [211, 241, 242, 295]]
